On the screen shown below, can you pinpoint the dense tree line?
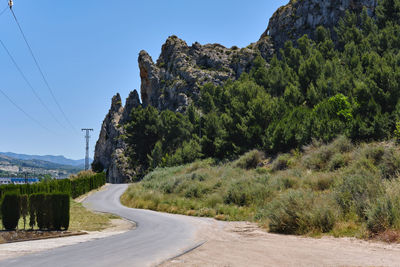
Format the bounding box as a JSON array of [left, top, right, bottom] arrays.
[[0, 172, 106, 200], [124, 0, 400, 179]]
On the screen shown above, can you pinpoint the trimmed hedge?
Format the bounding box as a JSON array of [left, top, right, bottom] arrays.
[[1, 193, 20, 230], [0, 172, 105, 229], [0, 172, 106, 199], [1, 193, 70, 231], [29, 193, 70, 230]]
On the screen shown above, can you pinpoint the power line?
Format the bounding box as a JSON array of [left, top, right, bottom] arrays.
[[0, 87, 54, 134], [0, 6, 7, 17], [0, 39, 67, 130], [9, 7, 78, 133]]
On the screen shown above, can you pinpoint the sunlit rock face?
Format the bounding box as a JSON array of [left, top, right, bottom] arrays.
[[265, 0, 378, 49], [92, 91, 139, 183], [139, 35, 274, 112]]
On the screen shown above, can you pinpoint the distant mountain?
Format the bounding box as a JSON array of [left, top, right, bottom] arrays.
[[0, 154, 83, 178], [0, 152, 92, 167]]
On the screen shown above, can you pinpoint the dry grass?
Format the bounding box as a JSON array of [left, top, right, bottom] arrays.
[[121, 137, 400, 240], [69, 200, 116, 232]]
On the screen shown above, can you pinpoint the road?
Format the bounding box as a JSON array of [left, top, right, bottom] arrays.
[[1, 184, 201, 267]]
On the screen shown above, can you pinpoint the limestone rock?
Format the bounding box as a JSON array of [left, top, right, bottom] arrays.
[[264, 0, 378, 49], [92, 92, 140, 183], [139, 35, 274, 112]]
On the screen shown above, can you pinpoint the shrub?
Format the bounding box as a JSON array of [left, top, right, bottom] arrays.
[[224, 179, 254, 206], [335, 170, 383, 219], [234, 150, 264, 170], [29, 193, 70, 230], [367, 197, 395, 233], [267, 189, 336, 234], [329, 135, 353, 153], [303, 145, 334, 170], [304, 174, 335, 191], [379, 148, 400, 179], [366, 179, 400, 234], [52, 193, 70, 230], [267, 190, 314, 234], [328, 153, 347, 170], [1, 193, 20, 230], [271, 154, 291, 171]]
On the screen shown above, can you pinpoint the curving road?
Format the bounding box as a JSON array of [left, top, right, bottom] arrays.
[[0, 184, 202, 267]]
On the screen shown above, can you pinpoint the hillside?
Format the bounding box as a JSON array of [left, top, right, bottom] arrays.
[[122, 137, 400, 240], [0, 152, 89, 167], [93, 0, 400, 184], [0, 154, 82, 178]]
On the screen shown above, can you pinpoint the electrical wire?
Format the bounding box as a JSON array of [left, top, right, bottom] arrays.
[[0, 39, 67, 130], [0, 87, 54, 134], [0, 6, 7, 17], [9, 8, 78, 133]]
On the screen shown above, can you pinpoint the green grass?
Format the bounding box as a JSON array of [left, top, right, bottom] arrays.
[[121, 136, 400, 239]]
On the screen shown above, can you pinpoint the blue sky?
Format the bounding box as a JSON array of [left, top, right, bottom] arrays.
[[0, 0, 287, 160]]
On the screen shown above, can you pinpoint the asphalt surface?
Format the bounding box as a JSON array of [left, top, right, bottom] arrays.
[[0, 184, 200, 267]]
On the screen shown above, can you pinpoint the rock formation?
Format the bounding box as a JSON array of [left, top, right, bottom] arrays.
[[94, 0, 379, 183], [139, 35, 274, 112], [92, 91, 140, 183], [264, 0, 378, 49]]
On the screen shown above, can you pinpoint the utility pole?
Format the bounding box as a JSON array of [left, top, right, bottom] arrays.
[[81, 128, 93, 171]]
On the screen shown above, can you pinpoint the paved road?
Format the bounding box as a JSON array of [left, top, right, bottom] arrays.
[[1, 184, 200, 267]]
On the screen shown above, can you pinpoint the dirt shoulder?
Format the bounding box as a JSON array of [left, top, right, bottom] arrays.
[[0, 217, 134, 261], [162, 219, 400, 267]]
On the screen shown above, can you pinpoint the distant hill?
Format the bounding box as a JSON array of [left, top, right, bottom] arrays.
[[0, 154, 84, 178], [0, 152, 92, 167]]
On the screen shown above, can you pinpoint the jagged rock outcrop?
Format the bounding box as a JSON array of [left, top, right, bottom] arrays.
[[139, 36, 274, 111], [264, 0, 378, 49], [95, 0, 380, 182], [92, 91, 140, 183]]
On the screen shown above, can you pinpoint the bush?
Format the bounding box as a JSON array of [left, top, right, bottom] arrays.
[[267, 190, 313, 235], [366, 179, 400, 234], [303, 145, 335, 170], [335, 170, 383, 219], [367, 197, 395, 233], [234, 150, 264, 169], [29, 193, 70, 230], [1, 193, 21, 230], [271, 154, 291, 171], [267, 189, 336, 234], [379, 148, 400, 179], [303, 136, 352, 171], [224, 180, 252, 206], [329, 135, 353, 153], [328, 153, 347, 170]]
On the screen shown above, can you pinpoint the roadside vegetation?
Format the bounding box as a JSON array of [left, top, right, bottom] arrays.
[[122, 136, 400, 241], [0, 171, 108, 234]]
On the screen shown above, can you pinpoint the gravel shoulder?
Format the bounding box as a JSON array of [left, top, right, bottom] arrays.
[[162, 219, 400, 267], [0, 214, 134, 261]]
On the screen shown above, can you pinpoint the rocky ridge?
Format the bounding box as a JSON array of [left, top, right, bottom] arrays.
[[94, 0, 379, 182], [265, 0, 378, 49], [139, 36, 274, 111], [92, 91, 139, 183]]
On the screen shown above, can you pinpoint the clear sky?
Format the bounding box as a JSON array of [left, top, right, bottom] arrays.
[[0, 0, 288, 160]]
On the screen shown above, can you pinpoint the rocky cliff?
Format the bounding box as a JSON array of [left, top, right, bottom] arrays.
[[139, 36, 274, 112], [264, 0, 378, 49], [92, 91, 139, 183], [94, 0, 378, 182]]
